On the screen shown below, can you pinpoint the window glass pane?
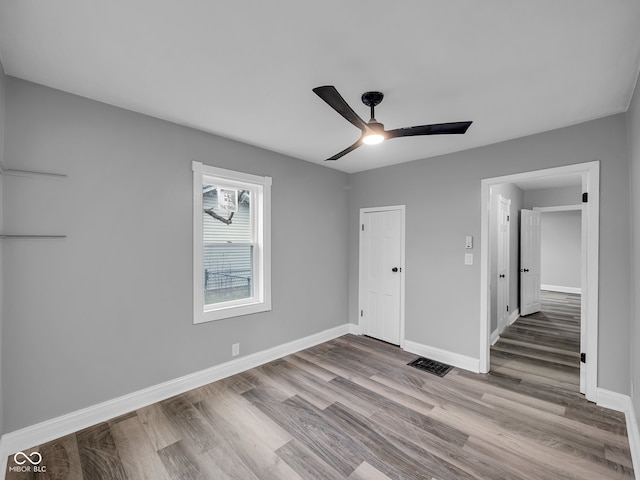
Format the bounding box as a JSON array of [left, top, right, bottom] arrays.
[[203, 184, 251, 243], [203, 245, 253, 305]]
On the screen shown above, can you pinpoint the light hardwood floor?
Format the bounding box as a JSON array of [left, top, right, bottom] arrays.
[[5, 293, 635, 479]]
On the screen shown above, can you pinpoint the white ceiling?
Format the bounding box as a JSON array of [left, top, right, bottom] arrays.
[[1, 1, 639, 174]]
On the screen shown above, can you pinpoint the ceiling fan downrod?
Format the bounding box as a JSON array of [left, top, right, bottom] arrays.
[[361, 91, 384, 122]]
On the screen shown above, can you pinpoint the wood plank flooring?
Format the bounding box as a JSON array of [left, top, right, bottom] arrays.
[[492, 290, 582, 393], [5, 294, 634, 479]]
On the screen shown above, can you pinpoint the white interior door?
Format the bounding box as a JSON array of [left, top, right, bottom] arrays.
[[497, 195, 511, 329], [520, 209, 542, 316], [360, 208, 403, 345]]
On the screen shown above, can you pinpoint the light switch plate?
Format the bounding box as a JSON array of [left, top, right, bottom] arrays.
[[465, 235, 473, 249], [465, 253, 473, 265]]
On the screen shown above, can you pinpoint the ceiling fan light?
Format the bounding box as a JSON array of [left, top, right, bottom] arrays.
[[362, 133, 385, 145]]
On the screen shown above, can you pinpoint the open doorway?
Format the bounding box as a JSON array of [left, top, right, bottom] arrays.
[[480, 161, 600, 401]]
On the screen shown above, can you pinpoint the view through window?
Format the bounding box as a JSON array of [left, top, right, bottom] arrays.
[[193, 161, 271, 323]]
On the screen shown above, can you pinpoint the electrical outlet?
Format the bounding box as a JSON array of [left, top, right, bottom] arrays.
[[465, 253, 473, 265], [232, 343, 240, 357]]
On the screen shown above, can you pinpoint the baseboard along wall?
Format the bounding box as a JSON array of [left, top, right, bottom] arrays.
[[0, 322, 359, 470], [3, 326, 637, 480], [491, 308, 520, 346], [541, 284, 582, 294], [404, 340, 480, 373], [596, 388, 640, 480]]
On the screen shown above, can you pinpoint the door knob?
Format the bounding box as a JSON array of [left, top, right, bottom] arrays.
[[392, 267, 399, 273], [499, 274, 505, 278], [523, 268, 529, 272]]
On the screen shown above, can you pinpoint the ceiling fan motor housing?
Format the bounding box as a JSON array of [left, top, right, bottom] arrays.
[[361, 91, 384, 107]]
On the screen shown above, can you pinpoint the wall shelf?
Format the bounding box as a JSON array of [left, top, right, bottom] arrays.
[[1, 166, 68, 239], [0, 235, 66, 239], [0, 168, 67, 179]]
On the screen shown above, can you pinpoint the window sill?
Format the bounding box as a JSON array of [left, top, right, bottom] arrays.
[[194, 300, 271, 324]]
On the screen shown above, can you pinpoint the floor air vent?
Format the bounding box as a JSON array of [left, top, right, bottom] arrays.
[[407, 357, 453, 377]]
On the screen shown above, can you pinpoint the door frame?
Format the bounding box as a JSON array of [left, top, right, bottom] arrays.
[[358, 205, 406, 348], [533, 204, 585, 393], [496, 194, 511, 334], [480, 161, 599, 402]]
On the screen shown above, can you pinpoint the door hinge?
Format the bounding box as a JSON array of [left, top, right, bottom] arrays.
[[361, 224, 364, 231], [360, 310, 363, 317], [507, 215, 510, 222], [506, 305, 509, 312], [580, 352, 586, 363], [582, 192, 588, 203]]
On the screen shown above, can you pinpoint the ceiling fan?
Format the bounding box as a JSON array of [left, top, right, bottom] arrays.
[[313, 85, 472, 161]]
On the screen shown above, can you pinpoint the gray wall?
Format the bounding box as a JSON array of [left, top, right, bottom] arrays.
[[627, 72, 640, 435], [1, 73, 637, 436], [349, 113, 631, 394], [540, 210, 582, 290], [2, 78, 350, 432], [524, 185, 582, 208], [489, 183, 523, 333], [0, 58, 6, 436]]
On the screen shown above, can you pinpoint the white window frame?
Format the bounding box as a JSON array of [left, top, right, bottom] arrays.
[[193, 161, 272, 323]]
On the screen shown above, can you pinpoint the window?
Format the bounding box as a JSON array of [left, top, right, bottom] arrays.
[[193, 161, 271, 323]]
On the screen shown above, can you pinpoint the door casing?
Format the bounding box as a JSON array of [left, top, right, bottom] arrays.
[[480, 161, 599, 402], [533, 204, 586, 393], [496, 195, 511, 331], [358, 205, 406, 348]]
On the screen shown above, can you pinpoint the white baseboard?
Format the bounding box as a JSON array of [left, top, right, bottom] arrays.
[[497, 308, 520, 336], [596, 388, 640, 479], [0, 322, 358, 473], [628, 403, 640, 480], [541, 284, 582, 294], [404, 340, 480, 373], [490, 329, 500, 346]]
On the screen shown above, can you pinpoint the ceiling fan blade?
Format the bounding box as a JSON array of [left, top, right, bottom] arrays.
[[325, 139, 363, 161], [386, 121, 472, 139], [313, 86, 369, 131]]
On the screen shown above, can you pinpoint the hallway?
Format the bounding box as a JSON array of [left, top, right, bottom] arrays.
[[492, 290, 581, 392]]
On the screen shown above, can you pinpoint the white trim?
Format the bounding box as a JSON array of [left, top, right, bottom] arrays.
[[532, 204, 583, 213], [508, 308, 520, 326], [192, 161, 272, 323], [596, 389, 640, 479], [480, 181, 491, 373], [496, 194, 511, 337], [541, 284, 582, 294], [498, 307, 520, 333], [597, 388, 631, 412], [497, 313, 509, 335], [628, 403, 640, 480], [192, 161, 270, 186], [358, 205, 406, 348], [404, 340, 480, 373], [0, 323, 357, 467], [492, 308, 519, 346], [480, 161, 599, 402]]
